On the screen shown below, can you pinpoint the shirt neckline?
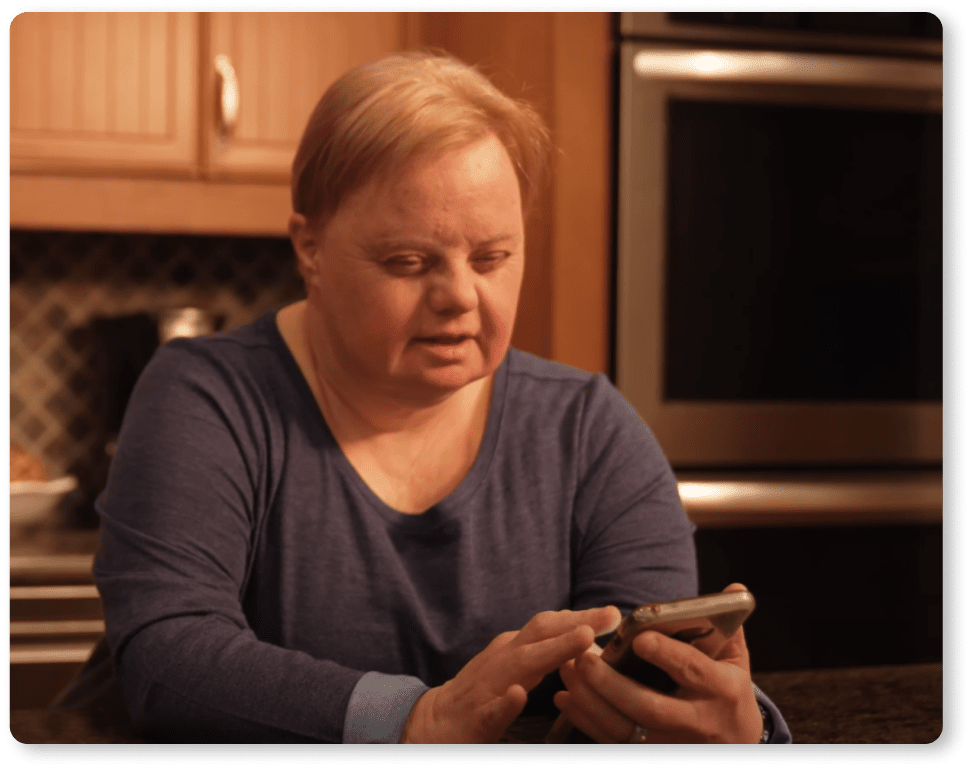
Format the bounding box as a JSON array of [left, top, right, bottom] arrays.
[[261, 308, 509, 528]]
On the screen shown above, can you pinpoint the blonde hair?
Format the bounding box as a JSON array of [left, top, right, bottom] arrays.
[[291, 52, 551, 226]]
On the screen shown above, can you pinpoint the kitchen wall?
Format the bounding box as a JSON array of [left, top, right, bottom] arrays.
[[9, 229, 305, 525]]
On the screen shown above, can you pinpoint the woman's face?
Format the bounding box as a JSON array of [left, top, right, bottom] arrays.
[[298, 133, 525, 403]]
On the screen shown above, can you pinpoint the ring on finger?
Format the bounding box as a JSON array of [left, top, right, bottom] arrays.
[[627, 724, 650, 744]]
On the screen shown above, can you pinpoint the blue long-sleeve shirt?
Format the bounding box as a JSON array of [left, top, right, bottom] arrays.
[[93, 309, 789, 743]]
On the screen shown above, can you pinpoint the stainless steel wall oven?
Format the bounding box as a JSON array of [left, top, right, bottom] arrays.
[[614, 12, 943, 468]]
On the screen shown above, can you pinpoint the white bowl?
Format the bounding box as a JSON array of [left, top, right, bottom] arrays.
[[10, 476, 79, 529]]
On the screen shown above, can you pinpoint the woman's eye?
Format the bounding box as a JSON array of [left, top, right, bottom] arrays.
[[472, 252, 508, 272], [384, 255, 426, 275]]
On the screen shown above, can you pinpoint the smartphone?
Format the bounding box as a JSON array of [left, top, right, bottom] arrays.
[[545, 590, 756, 743]]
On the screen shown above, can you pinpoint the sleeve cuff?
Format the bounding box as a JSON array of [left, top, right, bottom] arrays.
[[342, 671, 430, 743], [752, 683, 793, 744]]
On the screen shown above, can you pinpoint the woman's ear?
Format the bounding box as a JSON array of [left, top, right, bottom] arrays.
[[289, 213, 321, 287]]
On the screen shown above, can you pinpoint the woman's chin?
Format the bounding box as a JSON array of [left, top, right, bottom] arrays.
[[386, 359, 492, 401], [393, 342, 497, 393], [412, 365, 487, 395]]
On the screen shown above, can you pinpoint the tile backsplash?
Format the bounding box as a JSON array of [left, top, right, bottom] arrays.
[[9, 229, 305, 526]]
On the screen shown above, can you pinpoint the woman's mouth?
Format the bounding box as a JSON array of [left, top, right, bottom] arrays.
[[415, 334, 473, 345]]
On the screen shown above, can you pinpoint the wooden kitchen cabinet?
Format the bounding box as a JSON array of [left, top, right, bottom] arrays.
[[10, 12, 200, 176], [10, 11, 408, 181], [203, 12, 407, 180], [10, 11, 410, 236]]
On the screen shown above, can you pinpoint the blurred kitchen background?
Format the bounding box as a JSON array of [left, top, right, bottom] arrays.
[[9, 12, 943, 710]]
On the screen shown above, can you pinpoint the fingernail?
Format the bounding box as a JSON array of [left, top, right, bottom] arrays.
[[604, 606, 621, 633]]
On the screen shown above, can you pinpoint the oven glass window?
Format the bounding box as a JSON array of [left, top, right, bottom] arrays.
[[663, 98, 942, 401]]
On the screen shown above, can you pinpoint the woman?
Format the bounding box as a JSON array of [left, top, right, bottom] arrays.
[[90, 52, 789, 743]]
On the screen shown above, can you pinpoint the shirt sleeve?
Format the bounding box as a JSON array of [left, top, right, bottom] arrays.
[[569, 373, 699, 612], [342, 673, 429, 743], [94, 341, 368, 742], [754, 684, 793, 744]]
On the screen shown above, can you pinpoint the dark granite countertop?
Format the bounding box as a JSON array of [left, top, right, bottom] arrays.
[[10, 662, 942, 744], [753, 662, 943, 744]]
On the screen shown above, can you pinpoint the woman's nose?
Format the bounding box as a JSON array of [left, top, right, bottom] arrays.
[[427, 263, 478, 315]]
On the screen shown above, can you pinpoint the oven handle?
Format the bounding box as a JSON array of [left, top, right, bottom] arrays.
[[631, 47, 941, 90]]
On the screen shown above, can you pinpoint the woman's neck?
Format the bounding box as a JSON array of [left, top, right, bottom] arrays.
[[280, 301, 491, 441]]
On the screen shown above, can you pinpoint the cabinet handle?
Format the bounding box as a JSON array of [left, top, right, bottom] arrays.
[[214, 54, 239, 134]]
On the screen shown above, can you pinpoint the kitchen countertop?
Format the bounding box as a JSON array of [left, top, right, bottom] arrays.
[[510, 663, 943, 744], [10, 528, 99, 586], [9, 662, 943, 744], [753, 662, 943, 744]]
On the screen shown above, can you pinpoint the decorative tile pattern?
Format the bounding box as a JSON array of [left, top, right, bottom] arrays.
[[9, 230, 305, 525]]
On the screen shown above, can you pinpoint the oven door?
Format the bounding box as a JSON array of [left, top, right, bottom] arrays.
[[615, 42, 942, 467]]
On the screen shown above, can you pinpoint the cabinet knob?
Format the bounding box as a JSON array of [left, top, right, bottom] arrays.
[[214, 54, 239, 135]]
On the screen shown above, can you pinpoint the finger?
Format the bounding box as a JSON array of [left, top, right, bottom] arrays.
[[557, 654, 636, 743], [713, 623, 751, 668], [475, 629, 520, 660], [572, 647, 696, 733], [553, 689, 628, 744], [716, 585, 752, 669], [515, 606, 621, 646], [477, 684, 528, 742], [505, 624, 598, 690], [632, 630, 729, 695]]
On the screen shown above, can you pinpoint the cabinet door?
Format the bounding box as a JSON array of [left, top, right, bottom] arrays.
[[203, 12, 407, 180], [10, 12, 199, 176]]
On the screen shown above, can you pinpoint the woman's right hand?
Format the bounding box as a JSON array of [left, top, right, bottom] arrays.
[[400, 606, 621, 743]]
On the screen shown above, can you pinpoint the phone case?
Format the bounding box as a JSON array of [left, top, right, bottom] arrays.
[[603, 591, 756, 694]]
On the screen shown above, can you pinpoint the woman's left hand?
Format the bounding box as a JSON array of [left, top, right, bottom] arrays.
[[553, 584, 764, 744]]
